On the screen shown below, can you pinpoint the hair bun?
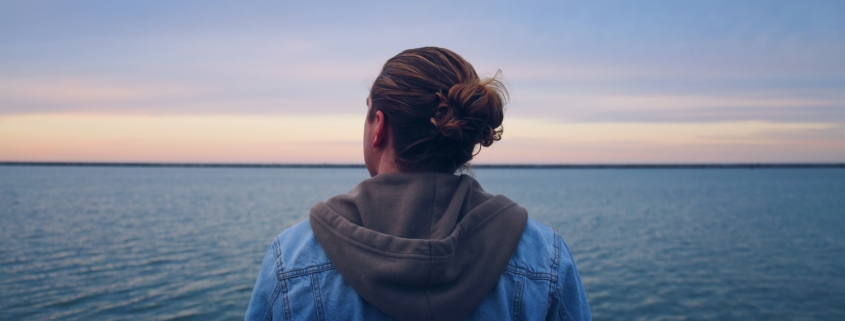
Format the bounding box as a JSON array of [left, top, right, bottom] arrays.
[[370, 47, 508, 173], [432, 76, 506, 147]]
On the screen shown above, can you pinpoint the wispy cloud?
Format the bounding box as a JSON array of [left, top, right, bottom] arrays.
[[508, 89, 845, 122], [0, 77, 205, 104], [1, 1, 843, 162], [3, 114, 842, 163], [0, 114, 364, 162]]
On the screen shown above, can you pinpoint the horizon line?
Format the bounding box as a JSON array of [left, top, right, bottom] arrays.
[[2, 162, 844, 169]]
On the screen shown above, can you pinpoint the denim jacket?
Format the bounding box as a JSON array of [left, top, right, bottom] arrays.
[[245, 218, 591, 321]]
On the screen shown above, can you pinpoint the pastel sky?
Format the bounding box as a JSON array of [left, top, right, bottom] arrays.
[[1, 1, 844, 163]]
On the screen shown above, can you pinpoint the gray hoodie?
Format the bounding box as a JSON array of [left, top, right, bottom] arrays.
[[310, 172, 528, 321]]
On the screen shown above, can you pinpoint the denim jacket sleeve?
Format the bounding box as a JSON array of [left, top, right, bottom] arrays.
[[548, 233, 592, 321], [245, 243, 280, 321]]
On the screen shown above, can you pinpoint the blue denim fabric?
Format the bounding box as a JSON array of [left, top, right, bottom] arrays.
[[245, 218, 591, 321]]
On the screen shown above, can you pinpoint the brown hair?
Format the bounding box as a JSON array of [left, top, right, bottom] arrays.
[[369, 47, 507, 173]]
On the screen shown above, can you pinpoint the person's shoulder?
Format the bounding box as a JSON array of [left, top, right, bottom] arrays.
[[506, 218, 570, 279], [272, 219, 333, 275]]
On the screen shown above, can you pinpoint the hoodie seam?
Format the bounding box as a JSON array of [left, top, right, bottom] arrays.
[[424, 240, 435, 321], [320, 201, 455, 260], [425, 173, 436, 321], [312, 214, 441, 260], [311, 201, 520, 261], [457, 200, 519, 237], [429, 172, 438, 239]]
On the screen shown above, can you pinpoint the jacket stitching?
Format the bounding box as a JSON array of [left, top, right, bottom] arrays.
[[279, 263, 336, 280], [505, 265, 555, 280], [557, 284, 569, 321], [264, 270, 281, 320], [548, 231, 561, 313], [262, 277, 281, 321], [273, 238, 283, 280], [280, 278, 291, 320], [554, 233, 571, 321], [512, 273, 525, 321], [274, 239, 292, 321], [310, 273, 326, 321]]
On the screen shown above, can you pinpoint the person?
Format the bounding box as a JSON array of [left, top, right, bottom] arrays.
[[245, 47, 591, 321]]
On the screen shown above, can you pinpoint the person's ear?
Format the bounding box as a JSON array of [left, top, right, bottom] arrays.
[[372, 110, 388, 148]]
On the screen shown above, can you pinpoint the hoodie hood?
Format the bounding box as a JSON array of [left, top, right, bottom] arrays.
[[309, 172, 528, 321]]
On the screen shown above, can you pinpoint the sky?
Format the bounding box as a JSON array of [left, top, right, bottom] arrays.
[[1, 0, 844, 164]]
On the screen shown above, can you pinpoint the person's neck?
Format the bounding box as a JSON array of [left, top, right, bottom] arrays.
[[372, 148, 400, 175]]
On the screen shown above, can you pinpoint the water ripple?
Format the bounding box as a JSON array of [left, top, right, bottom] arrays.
[[1, 166, 844, 320]]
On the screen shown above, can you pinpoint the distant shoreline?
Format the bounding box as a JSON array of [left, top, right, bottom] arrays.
[[1, 162, 843, 169]]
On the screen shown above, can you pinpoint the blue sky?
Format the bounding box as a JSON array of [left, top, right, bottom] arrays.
[[1, 1, 844, 163]]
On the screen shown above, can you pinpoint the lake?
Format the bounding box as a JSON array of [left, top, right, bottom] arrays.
[[1, 166, 843, 320]]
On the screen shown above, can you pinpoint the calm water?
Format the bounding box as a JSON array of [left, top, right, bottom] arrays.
[[1, 166, 843, 320]]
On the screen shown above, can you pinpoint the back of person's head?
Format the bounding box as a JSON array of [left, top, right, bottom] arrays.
[[369, 47, 507, 174]]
